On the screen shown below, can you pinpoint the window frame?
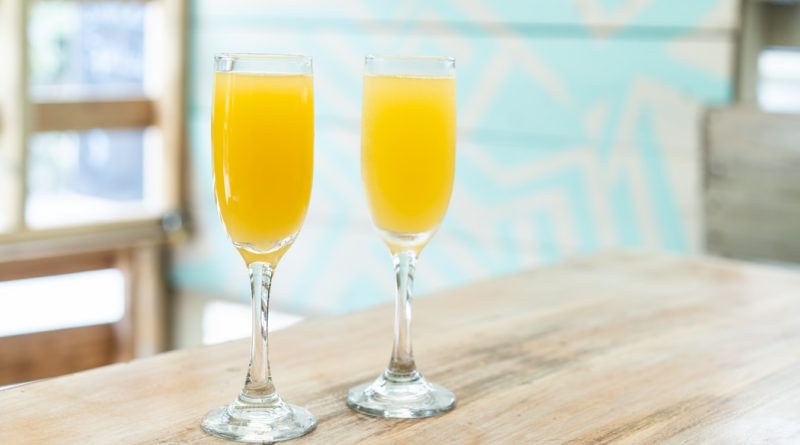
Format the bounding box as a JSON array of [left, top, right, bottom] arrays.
[[0, 0, 187, 245], [737, 0, 800, 103], [0, 0, 188, 380]]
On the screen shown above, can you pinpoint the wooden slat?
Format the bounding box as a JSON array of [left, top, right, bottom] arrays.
[[705, 108, 800, 157], [0, 324, 116, 386], [2, 253, 800, 443], [706, 187, 800, 217], [0, 250, 117, 281], [708, 226, 800, 263], [706, 179, 800, 207], [32, 99, 156, 132], [0, 218, 165, 263]]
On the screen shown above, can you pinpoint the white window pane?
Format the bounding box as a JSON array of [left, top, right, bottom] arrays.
[[0, 269, 125, 337], [758, 48, 800, 113], [26, 127, 163, 229], [29, 1, 149, 99]]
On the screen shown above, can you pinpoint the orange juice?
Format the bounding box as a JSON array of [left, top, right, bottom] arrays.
[[362, 74, 456, 239], [212, 72, 314, 264]]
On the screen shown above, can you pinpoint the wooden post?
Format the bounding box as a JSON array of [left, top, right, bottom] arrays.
[[130, 244, 169, 356], [160, 0, 189, 218], [0, 0, 30, 232], [115, 244, 169, 359]]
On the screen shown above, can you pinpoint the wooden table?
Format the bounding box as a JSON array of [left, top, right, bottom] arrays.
[[3, 252, 800, 444]]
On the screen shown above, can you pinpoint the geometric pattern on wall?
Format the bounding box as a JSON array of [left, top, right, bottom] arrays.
[[173, 0, 737, 314]]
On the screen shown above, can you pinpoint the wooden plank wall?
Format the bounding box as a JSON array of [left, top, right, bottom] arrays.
[[704, 107, 800, 263]]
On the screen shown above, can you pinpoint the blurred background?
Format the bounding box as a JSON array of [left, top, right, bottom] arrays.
[[1, 0, 798, 385]]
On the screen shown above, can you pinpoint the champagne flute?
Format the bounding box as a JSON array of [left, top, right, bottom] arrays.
[[347, 55, 457, 418], [201, 53, 316, 442]]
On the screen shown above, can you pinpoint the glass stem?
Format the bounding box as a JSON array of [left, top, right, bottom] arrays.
[[387, 251, 419, 379], [240, 261, 278, 404]]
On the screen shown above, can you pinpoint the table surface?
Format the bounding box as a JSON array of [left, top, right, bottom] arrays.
[[3, 252, 800, 444]]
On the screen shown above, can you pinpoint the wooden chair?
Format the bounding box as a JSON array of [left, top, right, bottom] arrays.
[[0, 244, 168, 386]]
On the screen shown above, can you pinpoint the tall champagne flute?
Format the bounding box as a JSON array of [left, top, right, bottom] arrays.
[[201, 53, 316, 442], [347, 55, 457, 418]]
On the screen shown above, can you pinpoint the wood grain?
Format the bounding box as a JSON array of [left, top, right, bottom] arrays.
[[0, 218, 165, 263], [0, 324, 116, 386], [32, 99, 155, 132], [126, 244, 169, 357], [2, 252, 800, 444]]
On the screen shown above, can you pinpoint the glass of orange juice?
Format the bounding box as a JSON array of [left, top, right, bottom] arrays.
[[201, 53, 316, 442], [347, 55, 457, 418]]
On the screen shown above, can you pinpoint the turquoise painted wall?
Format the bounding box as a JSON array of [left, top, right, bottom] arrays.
[[174, 0, 738, 314]]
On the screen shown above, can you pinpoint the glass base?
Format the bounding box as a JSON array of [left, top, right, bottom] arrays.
[[201, 396, 316, 443], [347, 370, 455, 419]]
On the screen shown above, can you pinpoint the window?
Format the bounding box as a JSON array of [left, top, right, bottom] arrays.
[[758, 48, 800, 113], [0, 269, 125, 337], [737, 1, 800, 105], [1, 0, 184, 233], [0, 0, 187, 384]]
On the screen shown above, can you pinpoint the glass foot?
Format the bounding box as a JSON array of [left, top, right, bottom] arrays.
[[347, 371, 455, 419], [201, 397, 316, 443]]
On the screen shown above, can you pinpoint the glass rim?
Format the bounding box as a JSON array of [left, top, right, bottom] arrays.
[[365, 54, 455, 64], [364, 55, 455, 77], [215, 52, 312, 63], [214, 52, 312, 75]]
